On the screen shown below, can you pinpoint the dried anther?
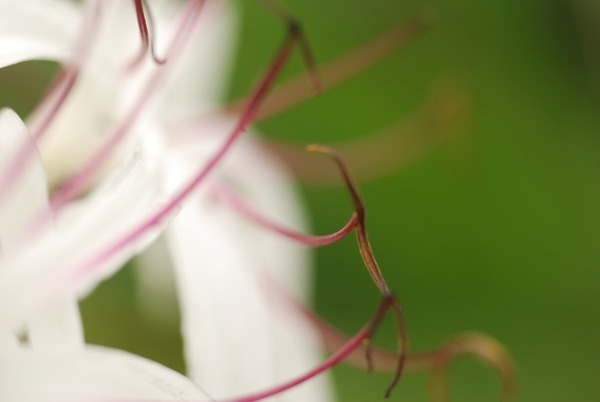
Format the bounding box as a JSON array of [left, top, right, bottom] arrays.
[[223, 12, 432, 121], [306, 144, 408, 397], [253, 0, 321, 93], [292, 145, 516, 401]]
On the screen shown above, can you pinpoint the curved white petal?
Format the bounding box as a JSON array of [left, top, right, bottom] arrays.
[[0, 345, 209, 401], [0, 109, 83, 350], [0, 0, 80, 68], [159, 120, 332, 401], [0, 148, 167, 334], [0, 108, 48, 251]]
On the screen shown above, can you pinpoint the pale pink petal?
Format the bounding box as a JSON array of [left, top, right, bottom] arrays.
[[159, 120, 332, 401]]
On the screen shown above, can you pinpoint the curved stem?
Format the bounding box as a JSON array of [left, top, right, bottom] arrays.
[[306, 144, 408, 397]]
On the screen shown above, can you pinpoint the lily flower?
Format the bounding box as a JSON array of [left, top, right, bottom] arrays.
[[0, 0, 516, 401]]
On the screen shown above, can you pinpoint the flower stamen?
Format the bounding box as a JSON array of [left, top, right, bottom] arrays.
[[47, 0, 205, 215], [170, 11, 432, 136], [218, 295, 396, 402], [57, 13, 314, 297], [253, 0, 321, 93], [269, 272, 517, 402], [212, 183, 358, 246], [306, 144, 408, 397], [227, 11, 433, 121]]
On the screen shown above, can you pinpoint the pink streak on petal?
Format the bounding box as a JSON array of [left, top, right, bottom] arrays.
[[213, 184, 357, 246]]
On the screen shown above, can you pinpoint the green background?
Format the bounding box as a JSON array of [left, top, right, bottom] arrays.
[[3, 0, 600, 401]]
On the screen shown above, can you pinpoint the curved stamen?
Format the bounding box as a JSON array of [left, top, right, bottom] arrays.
[[62, 17, 306, 291], [128, 0, 167, 69], [48, 0, 205, 214], [212, 184, 358, 246], [217, 295, 395, 402], [234, 12, 432, 120], [306, 144, 408, 397], [269, 273, 517, 402], [427, 333, 517, 402], [253, 0, 321, 93], [15, 0, 206, 243], [172, 11, 432, 134]]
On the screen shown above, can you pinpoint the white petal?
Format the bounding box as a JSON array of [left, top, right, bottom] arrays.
[[167, 188, 278, 398], [0, 147, 167, 333], [220, 134, 333, 402], [135, 235, 180, 328], [161, 122, 332, 401], [26, 295, 84, 350], [0, 108, 48, 251], [0, 345, 209, 401], [0, 0, 81, 68], [155, 1, 239, 118]]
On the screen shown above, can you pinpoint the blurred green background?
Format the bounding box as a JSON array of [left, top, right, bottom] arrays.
[[3, 0, 600, 401]]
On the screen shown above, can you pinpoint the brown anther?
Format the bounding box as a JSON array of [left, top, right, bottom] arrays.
[[306, 144, 408, 397], [253, 0, 321, 93], [226, 12, 432, 120]]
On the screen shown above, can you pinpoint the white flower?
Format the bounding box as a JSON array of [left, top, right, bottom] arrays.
[[0, 0, 332, 401]]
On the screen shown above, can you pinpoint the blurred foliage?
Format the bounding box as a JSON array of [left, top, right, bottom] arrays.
[[2, 0, 599, 401]]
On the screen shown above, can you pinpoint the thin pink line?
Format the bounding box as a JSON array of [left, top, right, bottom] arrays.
[[213, 184, 357, 247], [223, 328, 369, 402], [68, 24, 297, 287], [84, 325, 369, 402], [18, 0, 206, 240]]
